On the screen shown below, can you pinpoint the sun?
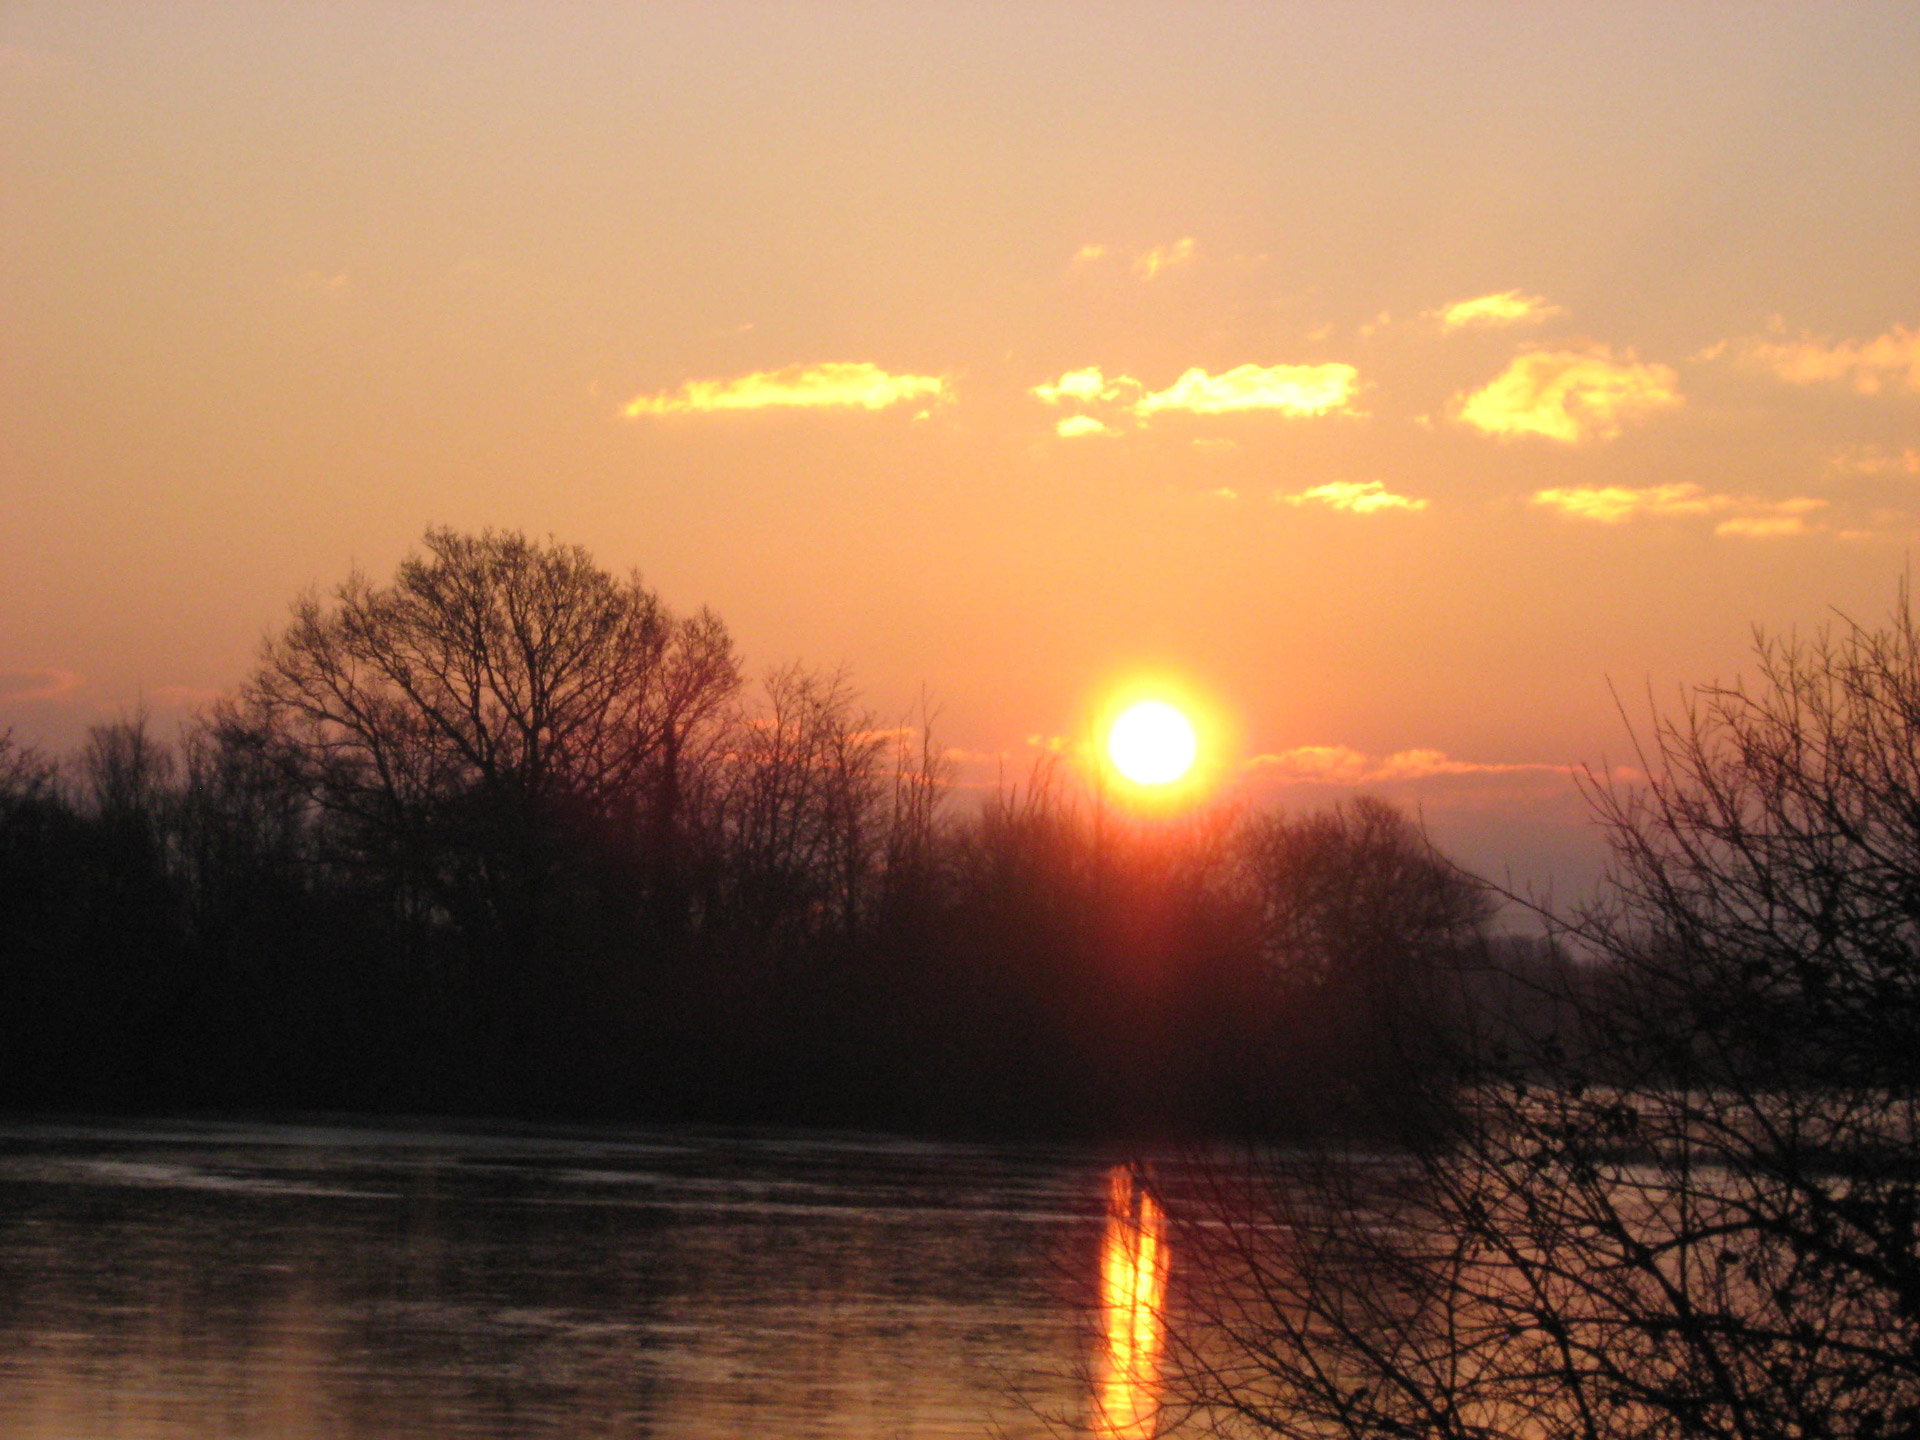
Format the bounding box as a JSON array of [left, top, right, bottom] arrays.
[[1107, 700, 1199, 787]]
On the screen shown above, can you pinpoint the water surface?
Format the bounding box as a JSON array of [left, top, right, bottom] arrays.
[[0, 1118, 1147, 1439]]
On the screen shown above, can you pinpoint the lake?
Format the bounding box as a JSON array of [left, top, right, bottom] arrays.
[[0, 1118, 1167, 1439]]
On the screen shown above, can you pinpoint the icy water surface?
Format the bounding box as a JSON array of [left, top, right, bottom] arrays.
[[0, 1118, 1130, 1438]]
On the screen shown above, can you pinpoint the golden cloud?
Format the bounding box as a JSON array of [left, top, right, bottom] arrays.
[[1056, 415, 1118, 439], [1454, 347, 1681, 442], [1429, 289, 1566, 331], [1280, 480, 1428, 514], [1133, 237, 1198, 279], [1727, 321, 1920, 395], [1031, 366, 1141, 406], [623, 362, 948, 417], [1133, 363, 1360, 418], [1532, 484, 1826, 536], [1531, 483, 1729, 523], [1244, 745, 1565, 785]]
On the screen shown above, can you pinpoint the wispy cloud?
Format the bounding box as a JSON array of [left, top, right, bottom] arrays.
[[622, 362, 948, 417], [1133, 237, 1198, 279], [148, 684, 224, 710], [286, 270, 350, 295], [1718, 320, 1920, 395], [1531, 483, 1826, 536], [1031, 366, 1140, 406], [1429, 290, 1566, 331], [1070, 238, 1201, 280], [1134, 363, 1360, 418], [1453, 346, 1681, 442], [1826, 444, 1920, 477], [1279, 480, 1428, 514], [1245, 745, 1565, 785], [1056, 415, 1118, 438], [0, 668, 83, 702], [1712, 514, 1821, 539]]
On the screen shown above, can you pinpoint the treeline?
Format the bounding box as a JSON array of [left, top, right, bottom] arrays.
[[0, 529, 1508, 1138]]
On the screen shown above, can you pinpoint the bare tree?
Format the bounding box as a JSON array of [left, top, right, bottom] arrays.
[[1162, 600, 1920, 1440], [226, 528, 740, 947], [0, 729, 56, 808], [718, 662, 889, 941]]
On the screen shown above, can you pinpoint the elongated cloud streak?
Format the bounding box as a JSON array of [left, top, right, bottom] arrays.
[[1429, 290, 1565, 331], [0, 668, 83, 702], [623, 362, 948, 417], [1725, 322, 1920, 395], [1454, 347, 1681, 442], [1245, 745, 1565, 785], [1713, 514, 1821, 539], [1827, 444, 1920, 477], [1280, 480, 1427, 514], [1532, 483, 1825, 536], [1133, 363, 1360, 418]]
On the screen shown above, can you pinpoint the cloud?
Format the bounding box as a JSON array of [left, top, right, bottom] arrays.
[[1429, 290, 1566, 331], [1133, 363, 1360, 418], [1133, 237, 1199, 279], [1826, 444, 1920, 477], [1723, 321, 1920, 395], [1453, 346, 1681, 442], [1713, 514, 1819, 539], [1244, 745, 1565, 785], [286, 270, 350, 294], [1279, 480, 1428, 514], [622, 362, 948, 417], [1357, 310, 1394, 340], [1070, 238, 1203, 279], [1531, 483, 1730, 524], [1031, 366, 1141, 406], [1531, 484, 1826, 536], [1056, 415, 1118, 438], [147, 684, 224, 710], [0, 668, 83, 702]]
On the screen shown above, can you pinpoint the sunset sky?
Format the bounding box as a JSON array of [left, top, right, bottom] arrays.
[[5, 3, 1918, 894]]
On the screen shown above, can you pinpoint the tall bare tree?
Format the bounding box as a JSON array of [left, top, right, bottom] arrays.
[[226, 528, 739, 948]]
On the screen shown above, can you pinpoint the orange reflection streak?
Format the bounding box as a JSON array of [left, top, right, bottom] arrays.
[[1097, 1165, 1169, 1440]]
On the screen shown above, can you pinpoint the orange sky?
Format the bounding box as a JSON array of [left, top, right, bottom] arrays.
[[4, 3, 1918, 895]]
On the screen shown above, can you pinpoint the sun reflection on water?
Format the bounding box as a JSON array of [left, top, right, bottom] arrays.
[[1096, 1164, 1169, 1440]]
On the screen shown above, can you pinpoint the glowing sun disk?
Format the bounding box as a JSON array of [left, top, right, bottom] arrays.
[[1108, 701, 1198, 786]]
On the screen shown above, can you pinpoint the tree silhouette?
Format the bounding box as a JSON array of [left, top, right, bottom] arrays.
[[1164, 599, 1920, 1440], [226, 527, 740, 958]]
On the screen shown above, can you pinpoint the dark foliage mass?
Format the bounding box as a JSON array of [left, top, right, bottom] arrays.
[[0, 529, 1499, 1138]]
